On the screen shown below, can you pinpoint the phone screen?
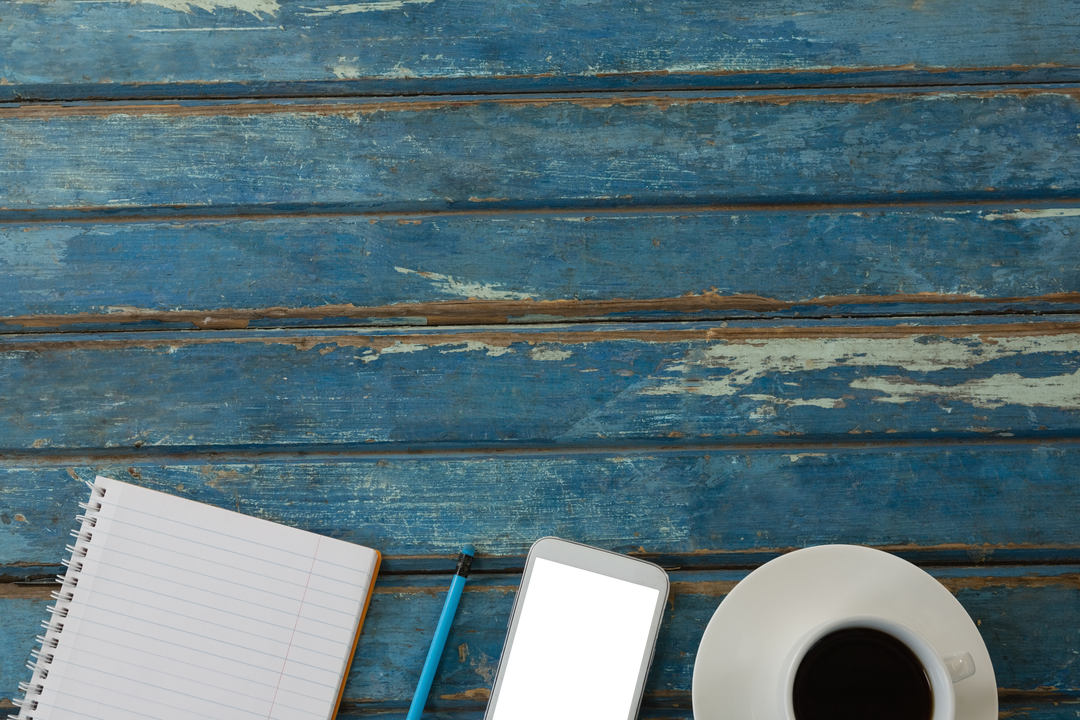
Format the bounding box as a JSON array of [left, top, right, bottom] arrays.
[[489, 557, 662, 720]]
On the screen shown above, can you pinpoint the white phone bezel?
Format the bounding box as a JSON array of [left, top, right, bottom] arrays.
[[483, 537, 670, 720]]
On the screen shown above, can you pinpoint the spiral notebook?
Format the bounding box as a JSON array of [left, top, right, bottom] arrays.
[[14, 476, 381, 720]]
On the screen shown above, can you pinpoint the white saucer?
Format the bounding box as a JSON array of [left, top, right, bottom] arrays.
[[692, 545, 997, 720]]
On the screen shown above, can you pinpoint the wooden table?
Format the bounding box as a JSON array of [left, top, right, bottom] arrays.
[[1, 1, 1079, 717]]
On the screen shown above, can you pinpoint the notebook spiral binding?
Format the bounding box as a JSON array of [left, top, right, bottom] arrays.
[[11, 481, 106, 720]]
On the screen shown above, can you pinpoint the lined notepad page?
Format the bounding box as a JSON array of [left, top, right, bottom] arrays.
[[34, 476, 379, 720]]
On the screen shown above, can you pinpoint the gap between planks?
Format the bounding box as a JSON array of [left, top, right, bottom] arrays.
[[6, 569, 1079, 600], [1, 196, 1078, 227], [4, 434, 1080, 467], [3, 319, 1079, 353], [5, 294, 1080, 331], [7, 65, 1080, 105], [3, 84, 1079, 119]]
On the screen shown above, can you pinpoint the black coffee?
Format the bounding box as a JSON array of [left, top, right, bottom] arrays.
[[792, 627, 933, 720]]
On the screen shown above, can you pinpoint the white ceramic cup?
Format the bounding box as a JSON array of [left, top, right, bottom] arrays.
[[779, 615, 976, 720]]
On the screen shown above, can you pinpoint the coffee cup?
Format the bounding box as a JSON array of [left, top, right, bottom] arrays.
[[779, 615, 976, 720]]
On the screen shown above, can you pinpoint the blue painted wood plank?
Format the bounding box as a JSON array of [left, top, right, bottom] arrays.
[[2, 90, 1078, 218], [215, 565, 1080, 704], [0, 321, 1077, 451], [3, 0, 1080, 100], [4, 567, 1078, 710], [2, 207, 1079, 331], [345, 569, 1080, 708], [0, 597, 52, 713], [3, 444, 1079, 565]]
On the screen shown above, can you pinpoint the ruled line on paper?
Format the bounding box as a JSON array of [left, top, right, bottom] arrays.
[[97, 510, 373, 584], [52, 620, 339, 693], [41, 678, 326, 720], [101, 502, 368, 574], [78, 582, 352, 648], [91, 519, 370, 595], [46, 662, 327, 720], [46, 641, 335, 705], [85, 547, 362, 621], [77, 590, 350, 660], [82, 554, 361, 620], [63, 612, 343, 680], [267, 537, 322, 720]]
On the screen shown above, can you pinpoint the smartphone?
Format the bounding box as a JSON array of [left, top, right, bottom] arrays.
[[484, 537, 670, 720]]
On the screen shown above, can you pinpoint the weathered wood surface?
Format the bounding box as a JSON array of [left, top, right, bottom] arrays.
[[1, 322, 1077, 451], [2, 207, 1079, 331], [4, 0, 1078, 716], [367, 566, 1080, 707], [3, 90, 1079, 218], [4, 0, 1080, 101], [3, 566, 1079, 711], [3, 444, 1080, 566]]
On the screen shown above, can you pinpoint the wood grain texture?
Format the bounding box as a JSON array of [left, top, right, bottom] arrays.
[[4, 0, 1077, 715], [2, 567, 1078, 710], [3, 0, 1080, 100], [2, 90, 1079, 219], [1, 207, 1078, 330], [346, 566, 1080, 706], [2, 445, 1079, 565], [1, 321, 1077, 451]]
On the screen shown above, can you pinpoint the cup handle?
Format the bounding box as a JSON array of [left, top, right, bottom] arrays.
[[942, 652, 976, 682]]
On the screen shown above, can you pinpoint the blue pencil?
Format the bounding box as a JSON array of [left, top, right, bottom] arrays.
[[406, 545, 476, 720]]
